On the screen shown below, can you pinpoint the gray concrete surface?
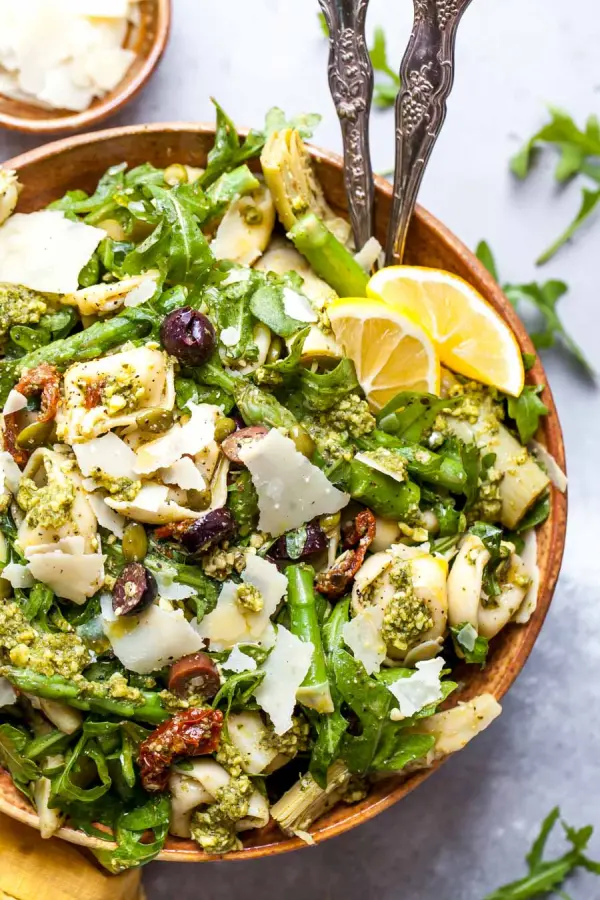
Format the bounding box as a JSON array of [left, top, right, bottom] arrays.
[[2, 1, 600, 896]]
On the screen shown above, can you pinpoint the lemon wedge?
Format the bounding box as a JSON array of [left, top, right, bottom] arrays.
[[328, 297, 440, 410], [367, 266, 524, 397]]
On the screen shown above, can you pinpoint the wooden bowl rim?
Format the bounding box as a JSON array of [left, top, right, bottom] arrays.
[[0, 0, 171, 134], [0, 122, 567, 862]]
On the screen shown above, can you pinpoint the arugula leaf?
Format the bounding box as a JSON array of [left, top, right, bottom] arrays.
[[255, 325, 310, 386], [227, 470, 259, 538], [144, 185, 214, 285], [204, 277, 258, 362], [299, 358, 359, 411], [51, 733, 112, 804], [483, 807, 600, 899], [451, 622, 489, 667], [377, 391, 457, 442], [317, 16, 400, 109], [0, 724, 41, 786], [512, 493, 550, 534], [175, 376, 235, 414], [469, 521, 504, 598], [93, 794, 171, 873], [249, 282, 307, 339], [510, 107, 600, 263], [536, 186, 600, 265], [263, 108, 322, 140], [507, 386, 549, 444], [475, 241, 593, 377]]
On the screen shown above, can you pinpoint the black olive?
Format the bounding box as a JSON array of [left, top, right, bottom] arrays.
[[112, 563, 158, 617], [269, 522, 327, 561], [159, 306, 216, 366], [181, 508, 237, 555]]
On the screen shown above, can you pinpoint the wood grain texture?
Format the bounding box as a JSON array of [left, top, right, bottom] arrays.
[[0, 1, 170, 134], [0, 124, 567, 862]]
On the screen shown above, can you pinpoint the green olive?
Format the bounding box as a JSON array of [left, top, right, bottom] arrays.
[[122, 523, 148, 563], [187, 488, 212, 511], [164, 164, 189, 186], [98, 218, 127, 241], [289, 424, 316, 459], [136, 408, 175, 434], [266, 336, 283, 365], [0, 578, 12, 600], [214, 417, 237, 443], [320, 511, 341, 532], [16, 419, 54, 451]]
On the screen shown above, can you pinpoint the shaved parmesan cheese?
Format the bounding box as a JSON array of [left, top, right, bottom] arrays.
[[388, 658, 445, 720], [354, 449, 407, 484], [2, 562, 34, 589], [123, 273, 159, 308], [72, 432, 137, 481], [0, 211, 104, 293], [0, 677, 17, 708], [105, 483, 199, 525], [196, 555, 286, 650], [153, 569, 195, 602], [529, 439, 568, 492], [354, 236, 383, 271], [103, 603, 204, 674], [253, 626, 313, 735], [239, 429, 349, 536], [220, 325, 241, 347], [0, 450, 22, 495], [225, 646, 258, 673], [281, 288, 318, 323], [26, 544, 105, 605], [160, 457, 206, 492], [342, 606, 386, 675], [87, 492, 125, 538], [134, 403, 218, 475], [3, 389, 27, 415]]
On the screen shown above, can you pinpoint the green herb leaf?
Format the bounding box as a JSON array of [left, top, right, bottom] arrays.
[[377, 391, 457, 442], [0, 724, 41, 786], [93, 795, 171, 873], [476, 241, 593, 377], [451, 622, 489, 667], [483, 807, 600, 899], [249, 283, 307, 339], [299, 358, 359, 411], [507, 385, 549, 444], [536, 186, 600, 265], [370, 27, 401, 109]]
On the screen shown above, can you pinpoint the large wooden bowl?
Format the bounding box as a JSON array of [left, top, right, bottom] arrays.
[[0, 125, 567, 861], [0, 1, 170, 134]]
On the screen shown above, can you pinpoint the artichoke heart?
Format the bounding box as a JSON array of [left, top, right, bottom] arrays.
[[261, 129, 351, 245]]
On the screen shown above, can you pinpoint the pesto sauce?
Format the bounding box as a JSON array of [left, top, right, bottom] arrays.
[[0, 601, 91, 678]]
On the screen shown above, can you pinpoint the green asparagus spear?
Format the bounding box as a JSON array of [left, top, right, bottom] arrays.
[[0, 667, 170, 725], [0, 307, 153, 403], [345, 460, 421, 520], [286, 564, 333, 714], [358, 431, 467, 493], [288, 213, 369, 297], [234, 382, 298, 431]]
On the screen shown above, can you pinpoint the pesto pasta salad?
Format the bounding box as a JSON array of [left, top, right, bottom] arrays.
[[0, 104, 563, 872]]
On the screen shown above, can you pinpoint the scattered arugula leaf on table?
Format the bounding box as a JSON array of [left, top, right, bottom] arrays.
[[510, 107, 600, 263], [475, 240, 594, 377], [483, 807, 600, 899], [317, 15, 400, 108]]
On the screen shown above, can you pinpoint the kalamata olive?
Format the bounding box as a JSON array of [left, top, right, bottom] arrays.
[[221, 426, 269, 464], [168, 652, 221, 699], [181, 508, 237, 555], [270, 522, 327, 561], [160, 307, 216, 366], [113, 563, 157, 617]]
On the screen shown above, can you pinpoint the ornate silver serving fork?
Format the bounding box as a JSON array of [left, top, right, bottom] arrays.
[[318, 0, 374, 250], [386, 0, 473, 263]]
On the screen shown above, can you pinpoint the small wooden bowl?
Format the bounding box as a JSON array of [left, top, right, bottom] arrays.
[[0, 1, 170, 134], [0, 124, 567, 861]]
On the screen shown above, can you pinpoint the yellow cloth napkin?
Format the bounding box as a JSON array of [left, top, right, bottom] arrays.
[[0, 813, 144, 900]]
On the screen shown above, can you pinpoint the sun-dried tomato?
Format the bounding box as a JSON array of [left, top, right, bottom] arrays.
[[83, 380, 105, 410], [316, 509, 376, 599], [138, 707, 223, 792], [153, 521, 192, 541], [3, 363, 61, 467]]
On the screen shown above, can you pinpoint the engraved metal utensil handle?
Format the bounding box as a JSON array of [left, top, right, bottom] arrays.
[[319, 0, 374, 250], [386, 0, 473, 263]]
